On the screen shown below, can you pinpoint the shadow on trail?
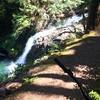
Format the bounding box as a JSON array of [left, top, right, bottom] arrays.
[[52, 36, 100, 91], [10, 83, 84, 100], [3, 36, 100, 100], [36, 73, 94, 85], [58, 36, 100, 66], [54, 36, 100, 74]]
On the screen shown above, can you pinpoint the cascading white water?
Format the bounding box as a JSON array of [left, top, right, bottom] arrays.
[[15, 36, 34, 64], [1, 14, 87, 75], [15, 27, 56, 65], [3, 28, 56, 75], [47, 13, 87, 28]]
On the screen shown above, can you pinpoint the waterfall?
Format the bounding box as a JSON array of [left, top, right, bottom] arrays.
[[15, 27, 56, 65], [1, 14, 87, 75], [15, 36, 34, 64], [14, 14, 86, 65], [47, 13, 87, 28]]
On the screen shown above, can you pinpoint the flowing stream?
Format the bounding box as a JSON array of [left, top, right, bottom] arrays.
[[0, 14, 87, 77]]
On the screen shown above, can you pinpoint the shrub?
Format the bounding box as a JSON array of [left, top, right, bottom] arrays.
[[89, 90, 100, 100]]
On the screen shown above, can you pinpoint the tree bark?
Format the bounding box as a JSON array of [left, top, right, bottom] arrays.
[[86, 0, 100, 33]]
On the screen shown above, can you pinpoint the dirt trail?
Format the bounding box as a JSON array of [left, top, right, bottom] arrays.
[[3, 64, 86, 100], [1, 36, 100, 100]]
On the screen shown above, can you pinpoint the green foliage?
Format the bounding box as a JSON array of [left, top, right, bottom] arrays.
[[48, 43, 62, 53], [12, 14, 31, 38], [0, 64, 31, 83], [33, 55, 49, 65], [11, 0, 40, 38], [0, 0, 90, 55], [18, 0, 38, 13], [12, 0, 85, 35], [22, 76, 38, 85], [14, 64, 27, 77], [48, 0, 84, 15], [0, 73, 9, 83], [2, 37, 16, 53], [66, 33, 79, 42], [82, 0, 91, 5], [89, 90, 100, 100]]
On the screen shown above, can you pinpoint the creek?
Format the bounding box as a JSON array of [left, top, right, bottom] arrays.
[[0, 13, 87, 79]]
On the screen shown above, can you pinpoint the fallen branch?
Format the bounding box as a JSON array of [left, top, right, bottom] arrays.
[[54, 58, 91, 100]]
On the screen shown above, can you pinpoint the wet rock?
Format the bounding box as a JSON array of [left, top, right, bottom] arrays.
[[0, 87, 6, 97], [6, 82, 22, 91]]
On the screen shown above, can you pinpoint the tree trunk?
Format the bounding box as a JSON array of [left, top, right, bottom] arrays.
[[86, 0, 100, 33]]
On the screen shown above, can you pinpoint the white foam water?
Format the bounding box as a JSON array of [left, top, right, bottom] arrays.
[[3, 14, 86, 74]]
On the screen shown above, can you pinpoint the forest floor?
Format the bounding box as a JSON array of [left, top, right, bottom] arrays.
[[1, 36, 100, 100]]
